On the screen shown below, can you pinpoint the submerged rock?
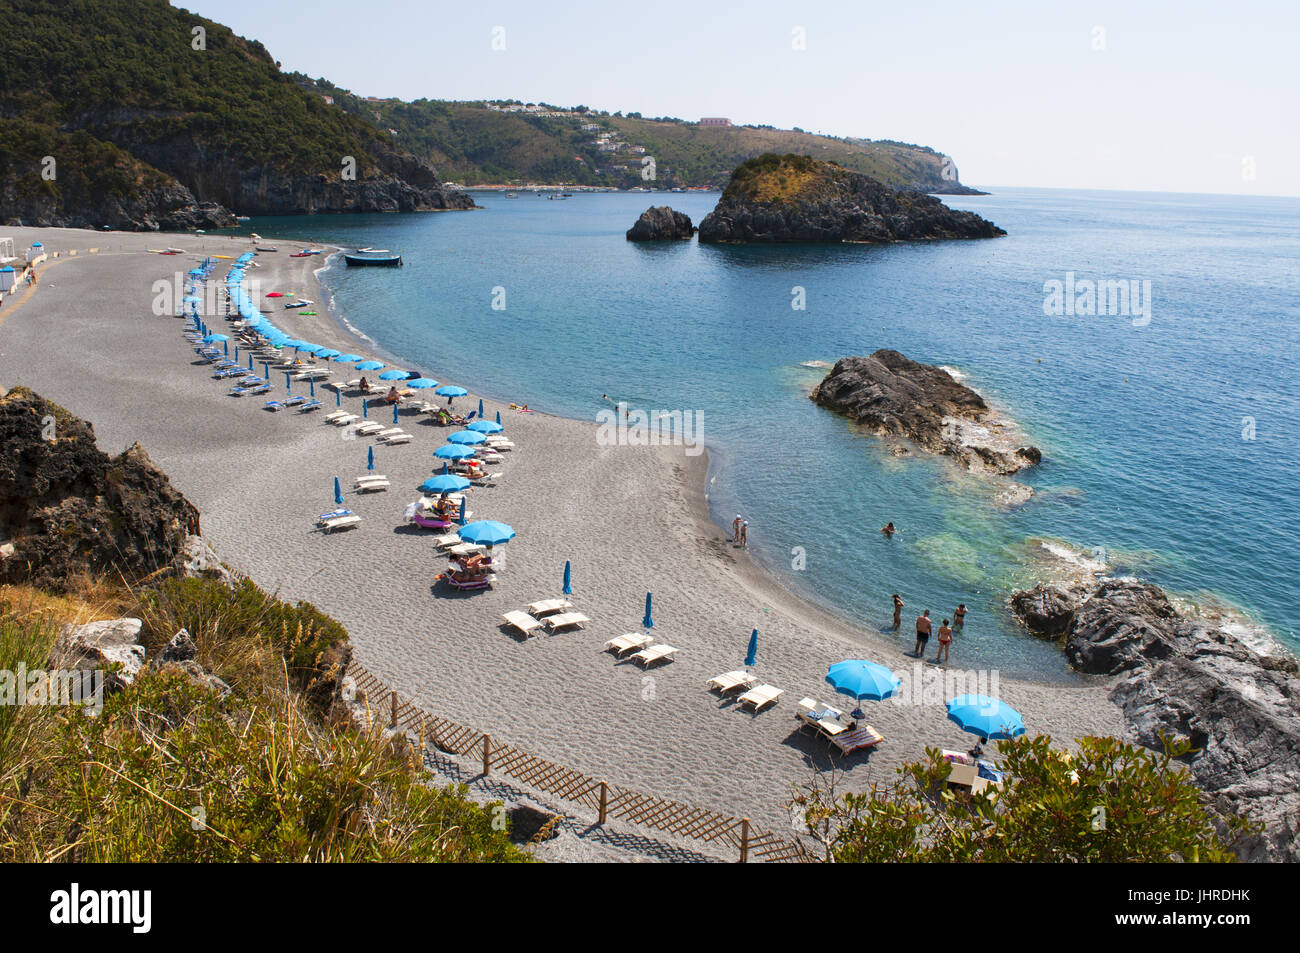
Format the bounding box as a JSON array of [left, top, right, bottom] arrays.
[[809, 350, 1041, 475], [626, 206, 695, 241], [1010, 578, 1300, 861], [698, 153, 1005, 244]]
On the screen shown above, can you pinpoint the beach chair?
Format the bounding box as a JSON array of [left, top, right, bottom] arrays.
[[263, 401, 284, 412], [228, 386, 251, 397], [324, 410, 351, 423], [629, 644, 678, 668], [317, 509, 361, 533], [446, 542, 484, 558], [737, 684, 784, 712], [249, 383, 271, 395], [374, 428, 404, 439], [502, 610, 544, 638], [330, 414, 360, 427], [380, 433, 412, 445], [298, 399, 323, 412], [528, 598, 574, 617], [708, 671, 759, 695], [544, 612, 589, 633], [354, 422, 384, 436], [354, 476, 389, 493], [476, 450, 505, 464], [485, 437, 515, 451], [431, 533, 463, 549], [605, 633, 654, 657]]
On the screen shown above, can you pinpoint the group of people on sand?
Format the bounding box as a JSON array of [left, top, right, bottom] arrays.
[[357, 377, 401, 404], [731, 514, 749, 548], [892, 594, 968, 664]]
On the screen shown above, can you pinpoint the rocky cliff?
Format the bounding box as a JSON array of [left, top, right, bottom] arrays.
[[698, 153, 1005, 244], [626, 206, 695, 241], [1010, 578, 1300, 861], [810, 350, 1042, 475], [0, 388, 200, 590]]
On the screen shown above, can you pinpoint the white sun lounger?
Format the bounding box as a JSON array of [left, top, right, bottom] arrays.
[[354, 422, 385, 436], [485, 437, 515, 450], [629, 644, 678, 668], [432, 533, 462, 549], [502, 610, 544, 638], [324, 410, 351, 422], [319, 514, 361, 533], [330, 414, 360, 427], [354, 477, 389, 492], [544, 612, 589, 633], [708, 670, 759, 695], [737, 684, 784, 712], [446, 542, 484, 557], [605, 633, 654, 656], [528, 598, 574, 617], [379, 431, 411, 444]]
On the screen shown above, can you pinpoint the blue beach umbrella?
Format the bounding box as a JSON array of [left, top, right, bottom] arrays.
[[436, 385, 468, 399], [458, 520, 515, 546], [496, 410, 502, 425], [392, 403, 400, 425], [318, 348, 340, 360], [362, 400, 369, 419], [379, 370, 408, 381], [827, 659, 900, 703], [420, 474, 470, 494], [262, 362, 270, 379], [335, 388, 341, 408], [284, 373, 292, 392], [333, 477, 343, 505], [458, 498, 467, 526], [407, 378, 439, 389], [563, 561, 572, 596], [433, 444, 476, 461], [336, 354, 363, 364], [202, 333, 228, 343], [478, 398, 485, 418], [642, 592, 654, 629], [223, 341, 230, 355], [367, 446, 375, 471], [356, 360, 385, 371], [309, 379, 316, 397], [247, 354, 254, 370], [946, 695, 1026, 741], [745, 629, 758, 668], [468, 420, 502, 434], [234, 345, 240, 360], [447, 430, 486, 445]]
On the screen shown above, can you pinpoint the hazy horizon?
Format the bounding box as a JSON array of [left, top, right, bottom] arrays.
[[178, 0, 1299, 198]]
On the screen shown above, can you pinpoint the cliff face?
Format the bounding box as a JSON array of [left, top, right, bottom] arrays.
[[810, 350, 1041, 475], [1010, 579, 1300, 862], [0, 388, 200, 591], [698, 153, 1004, 244]]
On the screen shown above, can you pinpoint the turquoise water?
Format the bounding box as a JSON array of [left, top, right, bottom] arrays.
[[240, 188, 1300, 678]]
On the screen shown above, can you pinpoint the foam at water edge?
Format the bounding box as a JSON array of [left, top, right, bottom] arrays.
[[940, 365, 969, 381]]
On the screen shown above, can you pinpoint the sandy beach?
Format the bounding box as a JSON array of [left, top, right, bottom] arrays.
[[0, 225, 1127, 855]]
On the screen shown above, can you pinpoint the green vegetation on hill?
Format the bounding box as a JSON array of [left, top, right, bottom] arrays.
[[292, 80, 976, 192]]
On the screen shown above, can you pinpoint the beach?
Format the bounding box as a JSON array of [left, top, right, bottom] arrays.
[[0, 226, 1127, 854]]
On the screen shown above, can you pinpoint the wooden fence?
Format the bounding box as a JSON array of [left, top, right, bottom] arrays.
[[347, 661, 809, 863]]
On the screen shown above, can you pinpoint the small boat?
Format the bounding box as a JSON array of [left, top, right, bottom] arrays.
[[299, 311, 319, 316], [289, 252, 313, 258], [344, 253, 402, 268], [284, 300, 313, 309], [213, 255, 234, 260], [235, 216, 251, 222], [255, 246, 278, 252], [266, 292, 285, 298]]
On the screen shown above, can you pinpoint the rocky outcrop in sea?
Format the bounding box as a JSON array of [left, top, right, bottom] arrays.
[[809, 350, 1042, 476], [698, 153, 1005, 244], [626, 206, 695, 241], [1010, 578, 1300, 861], [0, 387, 200, 591]]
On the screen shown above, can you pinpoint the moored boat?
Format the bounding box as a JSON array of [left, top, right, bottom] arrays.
[[344, 253, 403, 267]]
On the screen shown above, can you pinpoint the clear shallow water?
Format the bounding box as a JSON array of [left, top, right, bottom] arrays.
[[240, 188, 1300, 678]]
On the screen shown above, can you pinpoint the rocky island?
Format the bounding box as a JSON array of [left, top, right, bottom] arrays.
[[698, 153, 1005, 244], [626, 206, 696, 241], [809, 350, 1041, 477], [1010, 578, 1300, 862]]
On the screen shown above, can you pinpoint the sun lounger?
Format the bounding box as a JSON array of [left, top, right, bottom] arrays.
[[528, 598, 574, 617], [629, 643, 678, 668], [280, 396, 306, 408], [432, 533, 462, 549], [605, 633, 654, 656], [324, 410, 350, 422], [317, 509, 361, 533], [380, 433, 411, 445], [248, 383, 271, 395], [263, 401, 284, 412], [330, 414, 360, 427], [544, 612, 589, 633], [502, 610, 544, 638], [708, 670, 759, 695], [354, 422, 384, 436], [737, 684, 784, 712], [446, 542, 484, 557], [298, 399, 323, 412], [354, 477, 389, 492]]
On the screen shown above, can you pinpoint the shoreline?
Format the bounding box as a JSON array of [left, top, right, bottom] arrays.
[[0, 224, 1130, 839]]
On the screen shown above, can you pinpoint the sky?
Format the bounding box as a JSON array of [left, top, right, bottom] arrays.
[[179, 0, 1300, 196]]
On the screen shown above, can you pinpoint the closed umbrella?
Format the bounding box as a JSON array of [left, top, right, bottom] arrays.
[[333, 477, 343, 505], [745, 629, 758, 668], [309, 379, 316, 397], [642, 592, 654, 629], [367, 446, 375, 471], [562, 561, 572, 596], [478, 398, 485, 418], [362, 400, 369, 419], [496, 410, 502, 425], [458, 498, 467, 526]]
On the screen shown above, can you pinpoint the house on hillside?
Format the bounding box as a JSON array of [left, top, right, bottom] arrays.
[[699, 117, 731, 127]]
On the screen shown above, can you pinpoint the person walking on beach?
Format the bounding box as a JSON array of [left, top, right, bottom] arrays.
[[892, 594, 905, 631], [935, 619, 953, 663], [740, 521, 749, 549], [954, 603, 968, 627], [913, 610, 932, 658], [732, 514, 743, 544]]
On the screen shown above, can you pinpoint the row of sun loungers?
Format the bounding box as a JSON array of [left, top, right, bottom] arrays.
[[706, 670, 783, 711], [502, 604, 591, 638], [601, 633, 679, 667]]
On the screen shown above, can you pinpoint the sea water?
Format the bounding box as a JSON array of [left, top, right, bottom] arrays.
[[238, 187, 1300, 678]]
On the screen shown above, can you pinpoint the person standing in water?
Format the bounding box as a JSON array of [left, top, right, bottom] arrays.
[[881, 522, 897, 537], [954, 603, 968, 627], [740, 521, 749, 549], [913, 610, 932, 658], [892, 594, 905, 630], [935, 619, 953, 663], [732, 515, 743, 544]]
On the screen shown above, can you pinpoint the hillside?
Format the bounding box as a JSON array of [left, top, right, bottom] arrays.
[[292, 80, 984, 193], [0, 0, 471, 229]]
